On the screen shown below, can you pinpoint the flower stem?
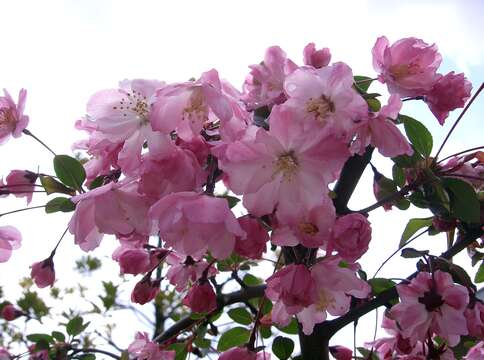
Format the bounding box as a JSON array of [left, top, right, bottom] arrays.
[[22, 129, 56, 156]]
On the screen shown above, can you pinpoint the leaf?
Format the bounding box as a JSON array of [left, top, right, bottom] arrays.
[[395, 198, 410, 210], [276, 318, 298, 335], [357, 347, 379, 360], [66, 316, 89, 337], [366, 98, 381, 112], [401, 248, 429, 258], [392, 164, 405, 188], [27, 333, 53, 343], [217, 327, 250, 351], [228, 307, 252, 325], [88, 175, 105, 190], [353, 76, 374, 92], [243, 274, 262, 286], [53, 155, 86, 191], [474, 262, 484, 283], [45, 197, 76, 214], [403, 117, 433, 157], [272, 336, 294, 360], [51, 331, 65, 342], [39, 175, 75, 196], [78, 355, 96, 360], [368, 278, 396, 296], [168, 343, 187, 360], [392, 146, 423, 168], [400, 218, 432, 247], [442, 178, 480, 223]]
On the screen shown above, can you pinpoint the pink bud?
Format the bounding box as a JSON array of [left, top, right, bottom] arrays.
[[114, 247, 151, 275], [0, 348, 11, 360], [329, 214, 372, 262], [31, 258, 55, 288], [303, 43, 331, 69], [1, 304, 20, 321], [329, 346, 352, 360], [131, 278, 160, 305], [182, 282, 217, 313]]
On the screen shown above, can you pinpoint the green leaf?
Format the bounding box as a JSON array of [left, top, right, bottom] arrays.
[[442, 178, 480, 223], [396, 114, 415, 125], [51, 331, 65, 342], [368, 278, 396, 297], [27, 333, 53, 343], [353, 76, 374, 92], [228, 307, 252, 325], [66, 316, 89, 337], [39, 175, 76, 196], [403, 117, 433, 157], [401, 248, 429, 258], [45, 197, 76, 214], [53, 155, 86, 191], [88, 175, 105, 190], [78, 355, 96, 360], [366, 98, 381, 112], [217, 327, 250, 351], [272, 336, 294, 360], [221, 195, 241, 209], [243, 274, 262, 286], [276, 318, 298, 335], [168, 343, 187, 360], [260, 325, 272, 338], [395, 198, 411, 210], [392, 146, 424, 168], [392, 164, 405, 188], [357, 347, 379, 360], [475, 262, 484, 283], [400, 218, 432, 247]]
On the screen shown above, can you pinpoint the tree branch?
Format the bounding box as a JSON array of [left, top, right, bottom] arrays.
[[155, 285, 266, 344]]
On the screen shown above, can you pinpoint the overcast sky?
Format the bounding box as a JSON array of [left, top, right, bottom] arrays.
[[1, 0, 483, 355]]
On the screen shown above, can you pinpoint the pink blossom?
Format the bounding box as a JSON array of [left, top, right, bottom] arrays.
[[0, 348, 11, 360], [151, 69, 233, 141], [69, 182, 153, 252], [303, 43, 331, 69], [272, 198, 335, 248], [266, 264, 317, 315], [0, 225, 22, 263], [329, 346, 352, 360], [182, 282, 217, 313], [425, 72, 472, 125], [219, 347, 271, 360], [0, 89, 28, 145], [352, 95, 413, 158], [28, 345, 48, 360], [465, 301, 484, 338], [31, 258, 55, 288], [283, 63, 367, 138], [138, 147, 206, 199], [328, 213, 372, 262], [5, 170, 38, 204], [85, 79, 170, 174], [112, 245, 151, 275], [234, 215, 269, 259], [390, 270, 469, 346], [219, 106, 350, 218], [242, 46, 297, 110], [128, 332, 175, 360], [149, 192, 244, 260], [166, 253, 217, 291], [465, 341, 484, 360], [372, 36, 441, 97], [131, 277, 160, 305], [1, 304, 20, 321]]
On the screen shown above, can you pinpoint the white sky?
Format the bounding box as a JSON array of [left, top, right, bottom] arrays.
[[1, 0, 483, 357]]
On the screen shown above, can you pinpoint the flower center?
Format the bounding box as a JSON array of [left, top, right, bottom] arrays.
[[315, 289, 334, 311], [113, 91, 150, 124], [274, 151, 299, 181], [389, 62, 421, 80], [298, 222, 319, 236], [0, 108, 16, 132], [418, 290, 444, 312], [306, 95, 334, 121], [183, 88, 208, 123]]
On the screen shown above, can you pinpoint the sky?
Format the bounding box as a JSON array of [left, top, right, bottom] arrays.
[[0, 0, 483, 356]]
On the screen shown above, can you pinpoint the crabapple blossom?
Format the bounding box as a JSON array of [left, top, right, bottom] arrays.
[[131, 277, 161, 305], [372, 36, 442, 97], [128, 332, 175, 360], [390, 270, 469, 346], [465, 301, 484, 338], [0, 348, 10, 360], [165, 253, 217, 291], [327, 213, 372, 262], [328, 346, 352, 360], [465, 341, 484, 360], [149, 192, 245, 260], [1, 304, 20, 321], [0, 225, 21, 263], [352, 94, 413, 158], [30, 257, 55, 288], [5, 170, 38, 204], [182, 282, 217, 313], [219, 106, 350, 218], [0, 89, 28, 145], [242, 46, 297, 110], [112, 245, 151, 275], [303, 43, 331, 69], [424, 71, 472, 125], [234, 215, 269, 259]]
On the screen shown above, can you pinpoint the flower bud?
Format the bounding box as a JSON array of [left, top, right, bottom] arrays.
[[31, 257, 55, 288]]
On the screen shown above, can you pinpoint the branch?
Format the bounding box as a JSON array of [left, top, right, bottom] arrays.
[[155, 285, 266, 344], [70, 348, 120, 359], [332, 146, 374, 214]]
